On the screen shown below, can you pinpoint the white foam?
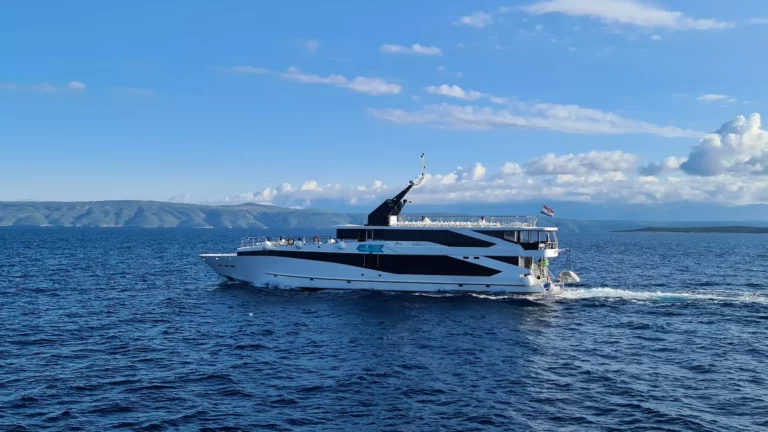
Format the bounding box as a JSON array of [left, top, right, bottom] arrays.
[[469, 293, 513, 300], [551, 287, 768, 303]]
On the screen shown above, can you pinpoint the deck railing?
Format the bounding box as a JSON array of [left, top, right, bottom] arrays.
[[393, 215, 538, 228], [240, 235, 336, 249]]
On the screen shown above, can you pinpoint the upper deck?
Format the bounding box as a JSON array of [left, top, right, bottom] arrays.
[[389, 215, 550, 230]]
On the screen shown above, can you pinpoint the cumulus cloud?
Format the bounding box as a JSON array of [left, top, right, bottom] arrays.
[[457, 163, 487, 181], [230, 66, 269, 74], [299, 180, 320, 191], [177, 114, 768, 208], [281, 67, 401, 96], [500, 162, 523, 176], [172, 114, 768, 208], [454, 11, 494, 28], [380, 44, 443, 56], [681, 113, 768, 176], [520, 0, 734, 30], [425, 84, 484, 100], [369, 102, 701, 138], [402, 169, 768, 206], [638, 156, 685, 176], [749, 18, 768, 25]]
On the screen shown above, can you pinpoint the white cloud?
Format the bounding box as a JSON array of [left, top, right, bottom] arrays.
[[525, 151, 638, 175], [457, 163, 487, 181], [182, 115, 768, 207], [166, 194, 195, 203], [436, 66, 463, 79], [697, 93, 737, 103], [305, 40, 321, 54], [211, 167, 756, 207], [122, 87, 155, 95], [231, 66, 269, 74], [534, 24, 544, 31], [369, 101, 701, 138], [281, 67, 401, 96], [416, 86, 700, 138], [224, 187, 279, 205], [439, 172, 458, 184], [67, 81, 86, 92], [488, 96, 510, 105], [454, 11, 494, 28], [749, 18, 768, 25], [500, 162, 523, 176], [681, 113, 768, 176], [638, 156, 685, 175], [380, 44, 443, 56], [110, 86, 155, 95], [650, 34, 662, 41], [299, 180, 320, 191], [0, 81, 86, 93], [425, 84, 484, 101], [520, 0, 734, 31]]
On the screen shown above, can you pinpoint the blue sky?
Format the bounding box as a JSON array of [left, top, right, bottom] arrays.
[[3, 0, 768, 210]]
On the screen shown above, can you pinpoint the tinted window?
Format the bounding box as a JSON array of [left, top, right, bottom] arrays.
[[474, 230, 520, 244], [371, 230, 494, 247], [237, 250, 500, 276]]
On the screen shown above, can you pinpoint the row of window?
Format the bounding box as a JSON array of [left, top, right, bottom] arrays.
[[474, 230, 557, 243], [335, 228, 556, 247], [336, 229, 495, 248]]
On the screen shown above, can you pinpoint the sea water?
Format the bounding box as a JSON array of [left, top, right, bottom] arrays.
[[1, 228, 766, 431]]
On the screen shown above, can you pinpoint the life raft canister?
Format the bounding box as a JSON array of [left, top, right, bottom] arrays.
[[313, 236, 320, 243], [287, 237, 295, 246]]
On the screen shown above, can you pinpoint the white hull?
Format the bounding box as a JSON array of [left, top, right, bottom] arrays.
[[201, 253, 561, 294]]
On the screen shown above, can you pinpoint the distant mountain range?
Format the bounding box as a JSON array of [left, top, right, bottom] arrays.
[[617, 226, 768, 233], [0, 201, 364, 229], [2, 201, 768, 232]]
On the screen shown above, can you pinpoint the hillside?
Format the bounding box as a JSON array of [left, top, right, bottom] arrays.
[[617, 226, 768, 234], [4, 201, 768, 232], [0, 201, 363, 229]]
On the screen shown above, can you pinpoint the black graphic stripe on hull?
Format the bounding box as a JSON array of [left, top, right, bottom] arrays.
[[237, 250, 501, 277]]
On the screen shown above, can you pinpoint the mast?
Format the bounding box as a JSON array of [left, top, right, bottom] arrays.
[[366, 153, 425, 226]]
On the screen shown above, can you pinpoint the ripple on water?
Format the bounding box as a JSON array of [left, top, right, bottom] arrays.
[[1, 229, 767, 431]]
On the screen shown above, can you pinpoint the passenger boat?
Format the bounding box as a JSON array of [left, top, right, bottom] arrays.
[[201, 155, 577, 294]]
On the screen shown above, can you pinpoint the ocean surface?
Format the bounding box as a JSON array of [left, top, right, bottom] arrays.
[[1, 228, 767, 431]]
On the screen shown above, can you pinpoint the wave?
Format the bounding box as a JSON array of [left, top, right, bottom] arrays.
[[552, 287, 768, 304]]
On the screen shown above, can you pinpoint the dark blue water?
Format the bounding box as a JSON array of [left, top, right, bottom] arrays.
[[1, 228, 767, 431]]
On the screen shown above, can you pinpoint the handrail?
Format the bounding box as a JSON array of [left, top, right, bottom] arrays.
[[239, 235, 336, 249], [394, 215, 538, 228]]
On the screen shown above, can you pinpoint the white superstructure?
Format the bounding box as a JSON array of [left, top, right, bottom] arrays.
[[201, 155, 573, 294]]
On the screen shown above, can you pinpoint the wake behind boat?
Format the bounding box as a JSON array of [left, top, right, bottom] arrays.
[[201, 155, 578, 294]]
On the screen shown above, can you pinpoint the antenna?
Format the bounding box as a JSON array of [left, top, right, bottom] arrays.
[[366, 153, 426, 226], [411, 153, 426, 186]]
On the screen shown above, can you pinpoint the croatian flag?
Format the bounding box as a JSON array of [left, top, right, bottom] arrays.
[[540, 205, 555, 218]]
